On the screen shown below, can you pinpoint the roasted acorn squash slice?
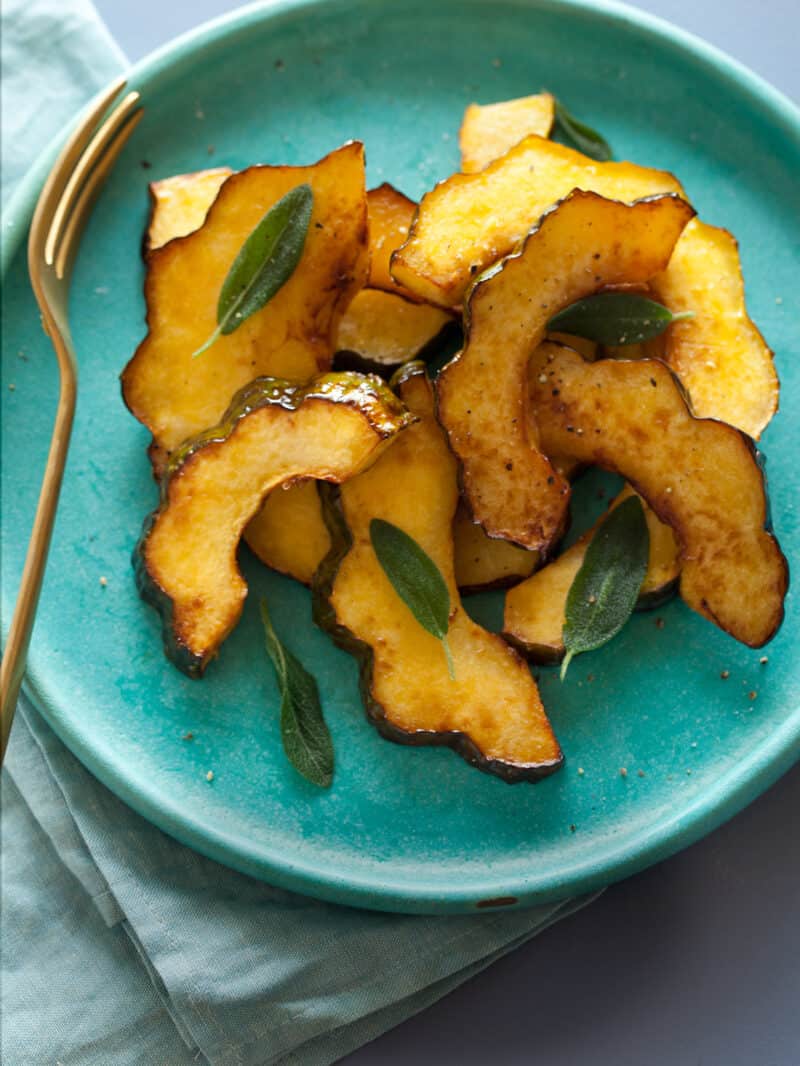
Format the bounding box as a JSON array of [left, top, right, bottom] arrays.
[[528, 344, 788, 647], [391, 135, 683, 306], [504, 486, 681, 662], [459, 93, 555, 173], [364, 182, 420, 300], [123, 142, 369, 471], [333, 289, 454, 377], [452, 505, 539, 593], [313, 364, 563, 782], [649, 219, 778, 438], [436, 190, 695, 552], [135, 373, 414, 677], [144, 167, 233, 253]]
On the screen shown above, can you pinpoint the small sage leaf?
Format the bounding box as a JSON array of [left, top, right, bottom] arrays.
[[193, 183, 313, 357], [260, 598, 333, 787], [553, 99, 613, 162], [548, 291, 694, 347], [369, 518, 455, 679], [561, 496, 650, 679]]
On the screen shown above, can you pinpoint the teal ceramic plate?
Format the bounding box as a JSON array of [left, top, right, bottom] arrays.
[[2, 0, 798, 913]]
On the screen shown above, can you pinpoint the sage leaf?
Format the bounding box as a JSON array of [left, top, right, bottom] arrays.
[[561, 496, 650, 679], [369, 518, 455, 679], [548, 291, 694, 346], [260, 598, 333, 787], [193, 183, 313, 357], [553, 99, 613, 162]]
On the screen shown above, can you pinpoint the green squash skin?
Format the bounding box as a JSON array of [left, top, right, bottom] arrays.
[[133, 371, 414, 679], [311, 389, 563, 785]]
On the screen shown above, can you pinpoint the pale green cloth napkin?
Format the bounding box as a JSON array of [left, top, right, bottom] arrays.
[[1, 2, 599, 1063]]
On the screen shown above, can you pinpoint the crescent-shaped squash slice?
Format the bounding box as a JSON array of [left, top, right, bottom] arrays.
[[649, 219, 778, 439], [123, 142, 369, 472], [391, 134, 683, 306], [436, 190, 695, 552], [312, 364, 563, 783], [135, 372, 414, 677], [459, 93, 555, 173], [504, 485, 681, 662], [453, 504, 539, 593], [528, 344, 788, 647], [364, 182, 420, 300], [333, 289, 454, 377], [144, 167, 233, 253]]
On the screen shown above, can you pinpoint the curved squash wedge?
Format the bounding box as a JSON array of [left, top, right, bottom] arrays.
[[122, 142, 369, 471], [144, 167, 233, 254], [365, 182, 419, 300], [453, 504, 539, 593], [504, 486, 681, 662], [459, 93, 555, 173], [649, 219, 778, 439], [528, 344, 788, 647], [391, 134, 683, 307], [135, 372, 414, 677], [333, 289, 454, 377], [437, 190, 695, 552], [243, 481, 332, 586], [312, 364, 562, 782]]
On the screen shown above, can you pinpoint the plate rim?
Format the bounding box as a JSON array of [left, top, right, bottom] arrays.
[[3, 0, 799, 913]]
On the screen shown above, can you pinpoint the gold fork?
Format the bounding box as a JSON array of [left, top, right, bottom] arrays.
[[1, 77, 143, 761]]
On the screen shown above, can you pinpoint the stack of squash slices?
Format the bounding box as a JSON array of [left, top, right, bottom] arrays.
[[123, 91, 787, 784]]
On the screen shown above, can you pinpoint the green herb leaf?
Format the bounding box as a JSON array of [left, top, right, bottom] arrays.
[[548, 291, 694, 347], [553, 99, 613, 162], [260, 598, 333, 787], [193, 184, 313, 357], [369, 518, 455, 679], [561, 496, 650, 679]]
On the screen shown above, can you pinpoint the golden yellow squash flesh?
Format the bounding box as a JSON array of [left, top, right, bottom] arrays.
[[504, 485, 681, 662], [391, 134, 684, 306], [313, 365, 562, 782], [436, 190, 695, 552], [529, 345, 787, 647], [136, 373, 414, 676], [459, 93, 555, 173], [333, 288, 453, 374], [650, 218, 778, 438], [123, 142, 369, 470], [144, 167, 233, 253]]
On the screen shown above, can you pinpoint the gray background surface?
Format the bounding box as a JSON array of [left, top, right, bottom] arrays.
[[93, 1, 799, 1063]]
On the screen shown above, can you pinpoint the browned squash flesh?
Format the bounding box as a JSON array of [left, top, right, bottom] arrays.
[[459, 93, 555, 173], [245, 488, 540, 593], [334, 289, 453, 373], [243, 480, 332, 586], [391, 134, 684, 306], [529, 344, 787, 647], [365, 183, 420, 300], [144, 167, 233, 253], [650, 218, 778, 438], [315, 365, 562, 781], [122, 143, 369, 470], [436, 190, 695, 552], [137, 373, 413, 676], [453, 504, 539, 593], [504, 485, 681, 662]]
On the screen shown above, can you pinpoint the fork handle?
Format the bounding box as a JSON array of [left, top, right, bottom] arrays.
[[0, 313, 76, 760]]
